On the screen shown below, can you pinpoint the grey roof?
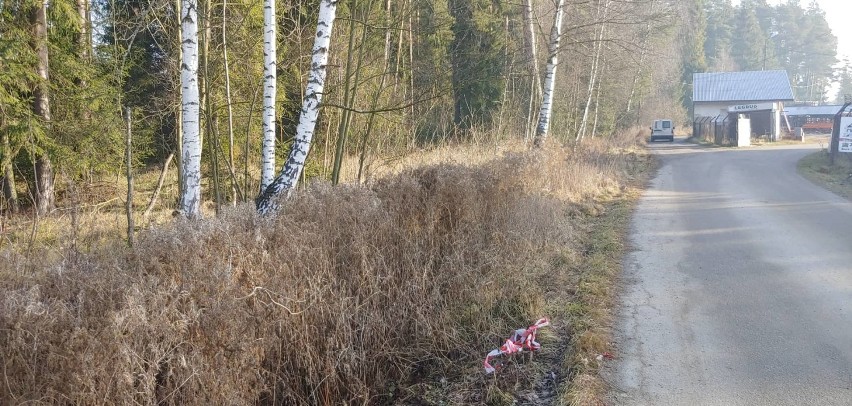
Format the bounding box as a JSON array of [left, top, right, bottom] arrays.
[[693, 70, 794, 103], [783, 105, 843, 116]]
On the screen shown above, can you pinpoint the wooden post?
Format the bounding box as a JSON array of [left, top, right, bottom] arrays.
[[830, 102, 851, 166]]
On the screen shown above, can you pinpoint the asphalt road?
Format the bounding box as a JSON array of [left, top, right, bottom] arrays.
[[603, 139, 852, 405]]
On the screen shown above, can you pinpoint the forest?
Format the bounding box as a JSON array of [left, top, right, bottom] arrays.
[[0, 0, 842, 404], [0, 0, 839, 217]]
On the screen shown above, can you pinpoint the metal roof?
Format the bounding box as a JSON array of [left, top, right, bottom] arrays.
[[783, 105, 843, 116], [693, 70, 794, 103]]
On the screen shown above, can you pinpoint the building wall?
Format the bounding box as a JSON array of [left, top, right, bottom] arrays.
[[693, 100, 784, 118], [694, 100, 786, 141], [694, 102, 734, 118]]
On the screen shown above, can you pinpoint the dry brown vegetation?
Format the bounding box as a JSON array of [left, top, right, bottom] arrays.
[[798, 149, 852, 201], [0, 129, 650, 405]]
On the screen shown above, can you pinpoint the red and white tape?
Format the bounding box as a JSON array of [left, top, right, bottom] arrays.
[[483, 317, 550, 374]]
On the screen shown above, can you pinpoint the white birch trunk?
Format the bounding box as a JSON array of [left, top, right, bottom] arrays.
[[256, 0, 339, 214], [178, 0, 202, 217], [260, 0, 277, 192], [533, 0, 565, 148]]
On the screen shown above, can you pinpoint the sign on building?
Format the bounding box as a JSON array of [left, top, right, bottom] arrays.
[[728, 102, 775, 113], [839, 117, 852, 153]]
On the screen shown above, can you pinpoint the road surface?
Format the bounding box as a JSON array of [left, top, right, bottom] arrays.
[[603, 140, 852, 405]]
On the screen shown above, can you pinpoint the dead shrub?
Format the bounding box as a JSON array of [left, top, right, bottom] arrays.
[[0, 132, 644, 404]]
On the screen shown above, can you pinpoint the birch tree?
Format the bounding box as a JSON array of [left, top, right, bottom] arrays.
[[533, 0, 565, 148], [260, 0, 277, 192], [256, 0, 339, 214], [523, 0, 542, 141], [178, 0, 202, 217]]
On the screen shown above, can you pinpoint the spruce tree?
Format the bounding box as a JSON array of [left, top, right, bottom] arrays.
[[447, 0, 507, 131]]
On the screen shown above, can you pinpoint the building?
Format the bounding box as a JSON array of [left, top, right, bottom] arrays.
[[693, 70, 795, 141], [783, 104, 842, 133]]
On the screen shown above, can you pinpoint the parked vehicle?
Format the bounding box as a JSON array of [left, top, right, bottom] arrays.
[[650, 119, 675, 142]]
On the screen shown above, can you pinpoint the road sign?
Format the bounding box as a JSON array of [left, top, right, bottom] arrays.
[[840, 117, 852, 153]]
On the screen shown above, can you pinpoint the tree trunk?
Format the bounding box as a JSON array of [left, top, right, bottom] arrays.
[[331, 12, 359, 186], [626, 18, 652, 115], [76, 0, 92, 123], [260, 0, 277, 192], [1, 129, 19, 214], [533, 0, 565, 148], [202, 0, 221, 214], [332, 0, 373, 185], [243, 82, 261, 200], [523, 0, 542, 141], [179, 0, 202, 217], [256, 0, 340, 214], [77, 0, 90, 59], [577, 0, 609, 143], [591, 54, 605, 138], [357, 0, 392, 183], [32, 0, 54, 215], [124, 108, 135, 246], [523, 0, 542, 97], [222, 0, 238, 204], [142, 152, 174, 220], [175, 0, 184, 199]]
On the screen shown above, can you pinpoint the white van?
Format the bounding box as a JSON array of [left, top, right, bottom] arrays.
[[650, 119, 675, 142]]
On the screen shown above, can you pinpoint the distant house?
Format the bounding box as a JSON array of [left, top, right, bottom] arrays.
[[783, 105, 842, 133], [693, 70, 795, 141]]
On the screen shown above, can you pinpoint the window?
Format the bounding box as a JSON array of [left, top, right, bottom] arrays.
[[662, 121, 671, 129]]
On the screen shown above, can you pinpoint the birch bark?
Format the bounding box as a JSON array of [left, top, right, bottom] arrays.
[[533, 0, 565, 148], [178, 0, 202, 217], [260, 0, 277, 192], [256, 0, 339, 214]]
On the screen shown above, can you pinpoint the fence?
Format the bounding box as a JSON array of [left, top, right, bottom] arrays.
[[693, 115, 736, 146]]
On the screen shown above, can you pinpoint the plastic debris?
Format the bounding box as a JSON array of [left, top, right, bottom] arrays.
[[595, 352, 615, 361], [483, 318, 550, 374]]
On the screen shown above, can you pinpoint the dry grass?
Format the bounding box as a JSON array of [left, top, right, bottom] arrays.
[[0, 128, 651, 405], [556, 193, 646, 406], [798, 149, 852, 201]]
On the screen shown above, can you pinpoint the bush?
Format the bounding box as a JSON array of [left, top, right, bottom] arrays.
[[0, 131, 643, 404]]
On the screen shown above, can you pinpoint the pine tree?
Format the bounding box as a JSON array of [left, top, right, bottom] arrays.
[[731, 5, 764, 71], [834, 60, 852, 104], [703, 0, 734, 69], [681, 0, 707, 113]]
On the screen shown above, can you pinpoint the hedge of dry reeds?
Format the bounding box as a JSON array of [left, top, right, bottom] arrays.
[[0, 131, 645, 405]]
